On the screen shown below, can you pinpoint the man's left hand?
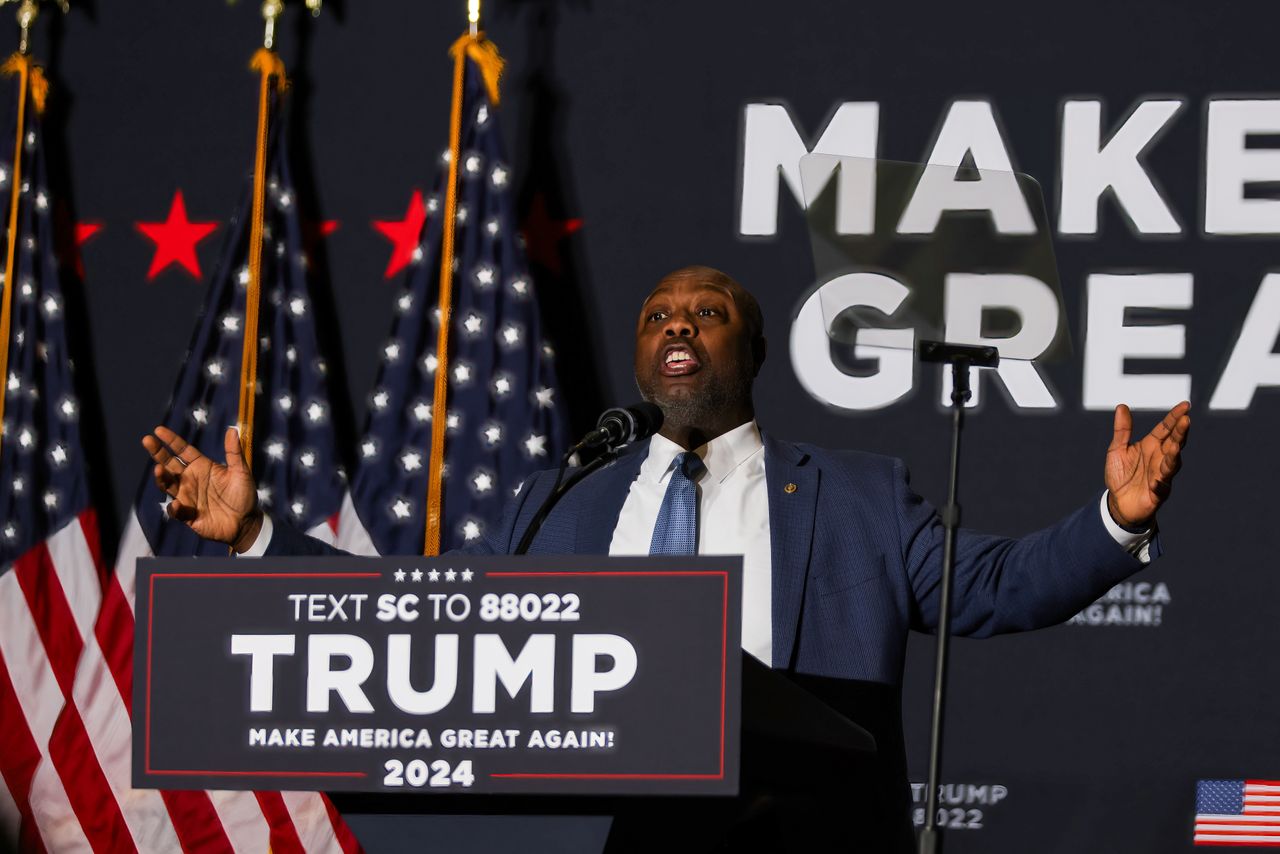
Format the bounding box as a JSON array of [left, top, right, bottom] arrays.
[[1105, 400, 1191, 529]]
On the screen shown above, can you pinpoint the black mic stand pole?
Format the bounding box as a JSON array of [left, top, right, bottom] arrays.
[[916, 341, 999, 854]]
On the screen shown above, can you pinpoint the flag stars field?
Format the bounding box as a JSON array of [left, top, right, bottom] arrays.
[[524, 433, 548, 457]]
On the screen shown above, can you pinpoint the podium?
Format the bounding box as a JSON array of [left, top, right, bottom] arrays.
[[330, 656, 881, 853], [134, 554, 889, 853]]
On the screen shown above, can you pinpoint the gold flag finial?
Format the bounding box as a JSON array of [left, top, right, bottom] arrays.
[[468, 0, 480, 37], [227, 0, 322, 50], [0, 0, 70, 55]]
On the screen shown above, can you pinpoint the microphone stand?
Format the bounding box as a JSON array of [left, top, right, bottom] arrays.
[[513, 448, 616, 555], [916, 340, 999, 854]]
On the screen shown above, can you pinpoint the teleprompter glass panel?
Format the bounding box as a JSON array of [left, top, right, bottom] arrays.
[[798, 155, 1069, 371]]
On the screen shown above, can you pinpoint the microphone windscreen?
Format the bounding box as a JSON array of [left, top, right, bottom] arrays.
[[596, 402, 665, 445], [628, 402, 664, 440]]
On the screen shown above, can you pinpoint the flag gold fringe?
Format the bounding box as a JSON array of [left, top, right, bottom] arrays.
[[423, 33, 502, 555], [0, 53, 44, 443], [450, 32, 503, 106], [236, 47, 288, 473]]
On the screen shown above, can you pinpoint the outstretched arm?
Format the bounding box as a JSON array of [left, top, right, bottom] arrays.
[[902, 402, 1192, 636]]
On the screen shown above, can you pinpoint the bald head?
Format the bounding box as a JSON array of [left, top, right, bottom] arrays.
[[633, 265, 768, 448]]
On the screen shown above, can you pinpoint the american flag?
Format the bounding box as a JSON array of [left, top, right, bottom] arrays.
[[1195, 780, 1280, 846], [0, 60, 124, 852], [337, 40, 568, 556], [103, 89, 359, 851]]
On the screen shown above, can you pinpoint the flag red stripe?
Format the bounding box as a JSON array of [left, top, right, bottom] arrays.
[[45, 700, 136, 851], [160, 789, 236, 854], [11, 539, 136, 851], [323, 793, 363, 854], [1195, 842, 1280, 847], [13, 541, 83, 697], [95, 578, 136, 713], [0, 653, 49, 854], [256, 791, 306, 854]]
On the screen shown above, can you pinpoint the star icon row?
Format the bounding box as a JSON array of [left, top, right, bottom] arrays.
[[393, 567, 474, 582]]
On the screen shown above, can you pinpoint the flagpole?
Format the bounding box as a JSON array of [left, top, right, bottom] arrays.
[[234, 0, 318, 470], [0, 0, 61, 446], [422, 15, 505, 556], [422, 36, 469, 556]]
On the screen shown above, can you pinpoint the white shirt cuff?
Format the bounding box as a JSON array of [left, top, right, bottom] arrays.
[[1099, 491, 1152, 564], [236, 514, 273, 557]]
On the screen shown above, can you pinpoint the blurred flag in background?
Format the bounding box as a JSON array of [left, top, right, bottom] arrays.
[[338, 34, 568, 556]]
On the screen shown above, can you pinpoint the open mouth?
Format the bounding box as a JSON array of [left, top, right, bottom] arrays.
[[660, 343, 701, 377]]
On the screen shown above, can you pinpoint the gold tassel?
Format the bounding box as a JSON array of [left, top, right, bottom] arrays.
[[28, 66, 47, 113], [449, 32, 504, 105], [250, 47, 289, 92]]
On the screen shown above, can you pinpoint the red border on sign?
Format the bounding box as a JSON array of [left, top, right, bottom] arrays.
[[145, 571, 380, 780], [483, 570, 730, 782]]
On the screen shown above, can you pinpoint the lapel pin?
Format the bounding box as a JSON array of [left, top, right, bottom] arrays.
[[783, 482, 798, 494]]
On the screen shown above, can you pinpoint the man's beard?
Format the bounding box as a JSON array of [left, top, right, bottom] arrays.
[[636, 367, 755, 432]]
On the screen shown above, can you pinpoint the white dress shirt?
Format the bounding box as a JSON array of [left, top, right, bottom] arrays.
[[608, 421, 774, 663], [242, 420, 1153, 665]]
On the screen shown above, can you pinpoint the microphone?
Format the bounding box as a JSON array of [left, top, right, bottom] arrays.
[[515, 402, 663, 555], [571, 402, 664, 454]]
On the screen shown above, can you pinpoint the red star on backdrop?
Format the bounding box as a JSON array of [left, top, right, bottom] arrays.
[[302, 218, 340, 266], [135, 190, 219, 280], [76, 222, 104, 245], [71, 221, 103, 278], [520, 193, 583, 276], [52, 199, 103, 278], [373, 190, 428, 279]]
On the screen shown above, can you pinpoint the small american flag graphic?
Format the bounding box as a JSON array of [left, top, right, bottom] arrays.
[[1195, 780, 1280, 847]]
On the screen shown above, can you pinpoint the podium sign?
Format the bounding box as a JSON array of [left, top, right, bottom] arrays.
[[133, 554, 742, 796]]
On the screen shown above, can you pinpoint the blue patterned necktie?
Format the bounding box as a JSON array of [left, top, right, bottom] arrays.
[[648, 451, 706, 555]]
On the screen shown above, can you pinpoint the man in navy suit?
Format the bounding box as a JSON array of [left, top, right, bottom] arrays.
[[143, 265, 1190, 852]]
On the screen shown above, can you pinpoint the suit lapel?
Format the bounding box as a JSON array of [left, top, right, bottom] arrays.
[[763, 433, 819, 670], [573, 440, 650, 554]]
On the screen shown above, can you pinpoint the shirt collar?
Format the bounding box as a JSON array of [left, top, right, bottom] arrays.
[[642, 420, 764, 485]]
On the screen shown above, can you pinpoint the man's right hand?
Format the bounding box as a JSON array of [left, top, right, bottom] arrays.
[[141, 425, 263, 552]]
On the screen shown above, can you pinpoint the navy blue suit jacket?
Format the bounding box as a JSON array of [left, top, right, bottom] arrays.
[[267, 433, 1153, 685]]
